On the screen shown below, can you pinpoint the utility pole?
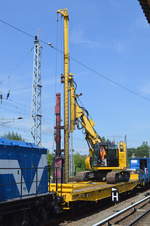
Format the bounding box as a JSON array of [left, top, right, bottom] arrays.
[[31, 36, 42, 146], [57, 9, 70, 183]]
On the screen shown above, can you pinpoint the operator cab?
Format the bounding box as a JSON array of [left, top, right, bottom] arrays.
[[92, 142, 119, 167]]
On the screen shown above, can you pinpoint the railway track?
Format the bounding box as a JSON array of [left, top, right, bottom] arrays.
[[45, 188, 150, 226], [93, 194, 150, 226]]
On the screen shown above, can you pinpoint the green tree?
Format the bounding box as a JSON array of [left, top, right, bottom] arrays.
[[127, 141, 150, 160], [47, 152, 54, 177], [136, 141, 149, 157], [101, 136, 112, 144], [74, 152, 86, 173], [2, 132, 24, 141], [47, 152, 54, 166], [127, 147, 136, 159]]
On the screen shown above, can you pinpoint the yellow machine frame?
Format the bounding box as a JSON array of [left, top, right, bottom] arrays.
[[49, 180, 138, 207]]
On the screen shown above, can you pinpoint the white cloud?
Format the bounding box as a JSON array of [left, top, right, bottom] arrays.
[[43, 78, 60, 87], [70, 28, 125, 54], [70, 29, 101, 48], [42, 125, 53, 134], [135, 17, 149, 30], [41, 139, 54, 149], [113, 41, 125, 54], [108, 0, 121, 8], [140, 82, 150, 95]]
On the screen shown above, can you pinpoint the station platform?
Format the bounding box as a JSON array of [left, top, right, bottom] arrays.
[[49, 179, 138, 204]]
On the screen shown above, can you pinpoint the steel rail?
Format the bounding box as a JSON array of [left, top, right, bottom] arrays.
[[92, 195, 150, 226], [128, 207, 150, 226]]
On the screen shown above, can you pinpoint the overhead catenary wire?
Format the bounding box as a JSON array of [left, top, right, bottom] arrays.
[[0, 19, 53, 47], [0, 123, 32, 142], [0, 45, 33, 112], [0, 100, 31, 120], [70, 57, 150, 102], [0, 19, 35, 39], [0, 20, 54, 146], [0, 48, 33, 94], [0, 103, 28, 116], [0, 18, 150, 104], [3, 99, 29, 114]]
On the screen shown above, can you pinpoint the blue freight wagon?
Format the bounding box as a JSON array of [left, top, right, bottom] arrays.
[[0, 138, 58, 226], [130, 157, 150, 185]]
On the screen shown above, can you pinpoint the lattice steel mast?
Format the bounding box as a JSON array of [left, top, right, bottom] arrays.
[[31, 36, 42, 146]]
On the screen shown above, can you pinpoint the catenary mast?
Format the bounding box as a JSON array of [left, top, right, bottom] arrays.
[[31, 36, 42, 146]]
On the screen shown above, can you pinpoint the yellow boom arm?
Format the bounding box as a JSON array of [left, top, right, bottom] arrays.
[[69, 76, 127, 170], [69, 76, 101, 151]]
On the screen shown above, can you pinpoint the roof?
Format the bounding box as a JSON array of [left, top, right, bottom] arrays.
[[138, 0, 150, 23], [0, 138, 47, 150]]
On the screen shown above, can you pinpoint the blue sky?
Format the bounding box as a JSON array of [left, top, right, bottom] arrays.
[[0, 0, 150, 153]]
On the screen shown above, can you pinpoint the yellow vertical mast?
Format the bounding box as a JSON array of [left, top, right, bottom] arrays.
[[57, 9, 69, 183]]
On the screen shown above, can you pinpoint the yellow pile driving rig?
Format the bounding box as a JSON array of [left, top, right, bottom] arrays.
[[54, 8, 130, 184]]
